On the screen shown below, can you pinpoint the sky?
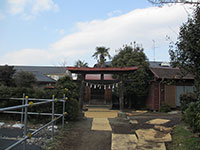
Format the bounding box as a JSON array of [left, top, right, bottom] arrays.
[[0, 0, 195, 67]]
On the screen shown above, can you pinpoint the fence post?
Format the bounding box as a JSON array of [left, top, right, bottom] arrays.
[[62, 94, 66, 128], [52, 95, 55, 139], [21, 93, 25, 124], [23, 96, 28, 150]]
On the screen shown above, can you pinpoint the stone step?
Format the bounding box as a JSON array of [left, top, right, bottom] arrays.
[[85, 104, 112, 109], [89, 99, 106, 105]]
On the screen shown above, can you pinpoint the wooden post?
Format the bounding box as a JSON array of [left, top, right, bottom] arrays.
[[119, 75, 124, 112], [79, 74, 85, 111], [101, 73, 104, 81]]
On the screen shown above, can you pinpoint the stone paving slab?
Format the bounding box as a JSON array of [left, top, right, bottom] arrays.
[[146, 119, 170, 125], [111, 133, 138, 150], [129, 120, 138, 124], [154, 125, 173, 132], [136, 142, 166, 150], [85, 110, 119, 118], [136, 129, 172, 143], [91, 118, 112, 131]]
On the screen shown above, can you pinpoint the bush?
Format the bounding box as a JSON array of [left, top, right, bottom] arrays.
[[180, 92, 197, 113], [184, 101, 200, 132], [14, 71, 36, 88], [65, 98, 80, 121], [0, 86, 35, 108], [160, 103, 171, 113], [0, 84, 81, 122]]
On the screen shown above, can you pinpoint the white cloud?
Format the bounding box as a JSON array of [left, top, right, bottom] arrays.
[[0, 48, 56, 65], [0, 4, 193, 66], [31, 0, 59, 14], [7, 0, 59, 18], [59, 29, 65, 35], [107, 10, 122, 17], [8, 0, 26, 15], [21, 13, 35, 20], [55, 29, 65, 35]]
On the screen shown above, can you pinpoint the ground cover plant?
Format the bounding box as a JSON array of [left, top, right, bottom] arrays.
[[166, 123, 200, 150]]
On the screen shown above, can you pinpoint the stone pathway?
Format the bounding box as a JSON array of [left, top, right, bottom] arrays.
[[92, 118, 112, 131], [85, 108, 173, 150], [112, 134, 138, 150], [84, 108, 119, 118]]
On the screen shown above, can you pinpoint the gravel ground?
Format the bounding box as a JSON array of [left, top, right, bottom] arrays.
[[0, 123, 57, 150]]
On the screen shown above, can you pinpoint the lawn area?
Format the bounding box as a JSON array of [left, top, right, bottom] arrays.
[[166, 123, 200, 150]]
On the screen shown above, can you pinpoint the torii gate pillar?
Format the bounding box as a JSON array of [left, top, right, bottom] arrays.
[[118, 74, 127, 117], [119, 75, 124, 111], [79, 73, 85, 116]]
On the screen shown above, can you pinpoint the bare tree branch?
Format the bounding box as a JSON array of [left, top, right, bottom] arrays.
[[148, 0, 200, 6]]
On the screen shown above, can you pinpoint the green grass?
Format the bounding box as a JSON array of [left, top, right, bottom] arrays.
[[167, 123, 200, 150]]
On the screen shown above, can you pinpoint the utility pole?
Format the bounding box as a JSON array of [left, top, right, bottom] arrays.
[[152, 40, 156, 62]]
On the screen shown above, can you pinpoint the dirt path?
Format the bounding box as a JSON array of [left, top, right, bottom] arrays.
[[50, 109, 181, 150]]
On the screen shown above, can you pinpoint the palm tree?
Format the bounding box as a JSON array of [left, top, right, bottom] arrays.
[[75, 60, 88, 67], [92, 47, 111, 67]]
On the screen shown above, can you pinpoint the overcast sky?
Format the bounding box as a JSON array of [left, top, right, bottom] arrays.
[[0, 0, 194, 67]]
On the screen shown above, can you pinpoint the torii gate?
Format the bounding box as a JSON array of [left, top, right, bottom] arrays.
[[67, 67, 138, 114]]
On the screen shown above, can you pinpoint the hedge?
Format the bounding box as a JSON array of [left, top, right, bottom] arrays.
[[180, 92, 197, 113], [0, 86, 80, 121], [184, 101, 200, 132]]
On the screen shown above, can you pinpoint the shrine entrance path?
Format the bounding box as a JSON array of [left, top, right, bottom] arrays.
[[50, 108, 181, 150]]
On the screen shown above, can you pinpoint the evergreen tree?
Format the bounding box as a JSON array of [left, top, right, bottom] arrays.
[[0, 65, 15, 86], [14, 71, 36, 88], [169, 7, 200, 99], [111, 44, 151, 108]]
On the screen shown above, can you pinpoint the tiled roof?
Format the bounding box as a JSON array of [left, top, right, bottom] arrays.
[[12, 66, 64, 83], [150, 67, 194, 80], [14, 66, 66, 74], [12, 66, 67, 83], [31, 71, 56, 83]]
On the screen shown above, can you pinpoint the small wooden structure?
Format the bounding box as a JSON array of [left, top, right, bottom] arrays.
[[146, 67, 194, 110], [67, 67, 138, 112]]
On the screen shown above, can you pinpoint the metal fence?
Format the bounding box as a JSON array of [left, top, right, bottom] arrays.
[[0, 94, 68, 150]]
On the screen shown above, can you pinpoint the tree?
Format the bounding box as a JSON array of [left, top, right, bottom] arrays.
[[55, 75, 79, 100], [92, 46, 111, 67], [169, 6, 200, 99], [148, 0, 200, 6], [111, 44, 151, 108], [74, 60, 88, 80], [0, 65, 16, 86], [14, 71, 36, 88], [74, 60, 88, 67]]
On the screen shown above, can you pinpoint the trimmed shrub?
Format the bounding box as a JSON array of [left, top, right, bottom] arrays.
[[160, 103, 171, 113], [180, 92, 197, 113], [0, 83, 80, 122], [65, 98, 80, 121], [184, 101, 200, 132]]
